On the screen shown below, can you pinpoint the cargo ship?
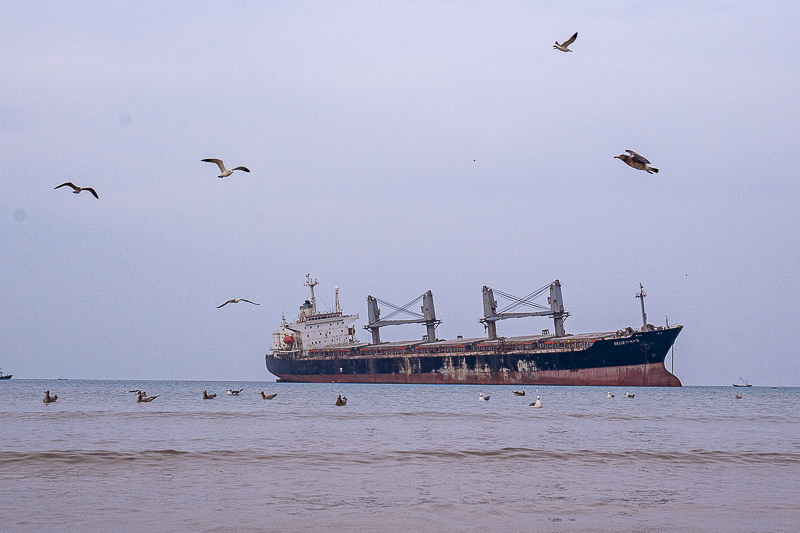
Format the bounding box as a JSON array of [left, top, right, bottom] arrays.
[[266, 275, 682, 386]]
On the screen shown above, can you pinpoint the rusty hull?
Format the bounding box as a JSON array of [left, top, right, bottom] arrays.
[[272, 362, 680, 386], [267, 326, 683, 387]]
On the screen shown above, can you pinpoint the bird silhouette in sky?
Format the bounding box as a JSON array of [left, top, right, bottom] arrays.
[[614, 150, 659, 174], [554, 32, 578, 52], [202, 158, 250, 178], [54, 182, 99, 199], [217, 298, 260, 308]]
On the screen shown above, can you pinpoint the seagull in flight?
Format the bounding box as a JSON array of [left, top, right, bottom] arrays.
[[554, 32, 578, 52], [54, 182, 99, 199], [614, 150, 659, 174], [217, 298, 260, 308], [202, 158, 251, 178]]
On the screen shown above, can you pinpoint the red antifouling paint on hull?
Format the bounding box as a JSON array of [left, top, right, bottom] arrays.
[[274, 362, 681, 387]]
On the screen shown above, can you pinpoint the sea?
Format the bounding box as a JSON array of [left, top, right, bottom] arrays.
[[1, 380, 798, 532]]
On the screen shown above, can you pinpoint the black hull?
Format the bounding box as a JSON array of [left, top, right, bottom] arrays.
[[266, 326, 682, 387]]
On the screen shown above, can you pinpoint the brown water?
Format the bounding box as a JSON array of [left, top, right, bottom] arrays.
[[1, 380, 798, 532]]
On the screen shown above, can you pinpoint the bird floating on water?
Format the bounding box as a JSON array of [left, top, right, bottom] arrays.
[[530, 396, 543, 408], [203, 390, 216, 399], [513, 390, 526, 396], [614, 150, 659, 174], [137, 391, 157, 402], [554, 32, 578, 52], [202, 158, 250, 178], [217, 298, 260, 308], [227, 388, 243, 395], [734, 393, 742, 399], [54, 182, 99, 199], [607, 392, 615, 398], [260, 391, 278, 400], [479, 393, 490, 401], [43, 390, 58, 403], [625, 392, 635, 398], [335, 394, 347, 406]]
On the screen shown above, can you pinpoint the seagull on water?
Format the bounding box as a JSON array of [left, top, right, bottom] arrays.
[[625, 392, 635, 398], [43, 390, 58, 403], [54, 182, 99, 199], [513, 390, 526, 396], [227, 388, 243, 395], [202, 158, 251, 178], [607, 392, 615, 398], [217, 298, 260, 308], [203, 390, 217, 399], [530, 396, 542, 408], [137, 391, 157, 402], [554, 32, 578, 52], [479, 393, 490, 401], [614, 150, 659, 174], [260, 391, 278, 400]]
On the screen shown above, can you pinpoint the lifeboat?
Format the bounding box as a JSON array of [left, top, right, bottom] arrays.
[[283, 334, 295, 346]]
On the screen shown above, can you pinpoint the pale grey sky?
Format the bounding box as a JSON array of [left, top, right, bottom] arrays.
[[2, 2, 798, 385]]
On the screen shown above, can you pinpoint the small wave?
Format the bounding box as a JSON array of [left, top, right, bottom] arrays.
[[380, 448, 800, 466], [0, 449, 192, 465], [3, 447, 799, 467]]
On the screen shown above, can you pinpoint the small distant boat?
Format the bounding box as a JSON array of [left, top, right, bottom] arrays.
[[0, 369, 12, 380], [733, 377, 752, 387]]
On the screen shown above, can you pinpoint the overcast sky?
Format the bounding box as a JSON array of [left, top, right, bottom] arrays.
[[2, 2, 798, 385]]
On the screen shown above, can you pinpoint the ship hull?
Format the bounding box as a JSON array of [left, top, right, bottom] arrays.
[[266, 326, 682, 387]]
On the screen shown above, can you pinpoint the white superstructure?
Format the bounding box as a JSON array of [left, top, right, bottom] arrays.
[[272, 275, 360, 354]]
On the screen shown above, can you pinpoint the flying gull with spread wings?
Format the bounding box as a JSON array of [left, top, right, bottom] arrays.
[[202, 158, 250, 178], [217, 298, 260, 308], [54, 182, 99, 199], [554, 32, 578, 52], [614, 150, 659, 174]]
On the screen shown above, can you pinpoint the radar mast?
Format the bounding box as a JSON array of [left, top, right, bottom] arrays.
[[305, 274, 318, 314]]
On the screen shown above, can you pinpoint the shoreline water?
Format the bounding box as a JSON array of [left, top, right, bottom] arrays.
[[2, 381, 798, 532]]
